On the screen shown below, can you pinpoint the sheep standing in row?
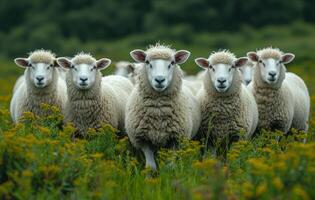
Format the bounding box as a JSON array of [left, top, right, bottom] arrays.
[[239, 60, 254, 85], [57, 53, 133, 135], [125, 44, 201, 170], [247, 48, 310, 133], [10, 50, 67, 123], [195, 50, 258, 152]]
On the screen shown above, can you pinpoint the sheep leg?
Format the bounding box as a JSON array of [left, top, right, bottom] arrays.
[[141, 145, 157, 171]]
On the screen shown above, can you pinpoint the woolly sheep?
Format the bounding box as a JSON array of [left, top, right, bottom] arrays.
[[114, 61, 134, 77], [239, 60, 254, 85], [126, 44, 201, 170], [57, 53, 133, 135], [182, 79, 202, 95], [12, 75, 24, 93], [247, 47, 310, 133], [10, 50, 67, 123], [195, 50, 258, 150]]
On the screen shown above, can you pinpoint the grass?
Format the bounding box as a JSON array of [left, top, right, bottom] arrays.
[[0, 46, 315, 199]]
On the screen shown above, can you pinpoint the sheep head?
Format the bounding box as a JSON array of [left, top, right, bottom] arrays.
[[247, 47, 294, 85], [14, 49, 58, 88], [130, 43, 190, 92], [57, 53, 111, 90], [195, 50, 248, 93]]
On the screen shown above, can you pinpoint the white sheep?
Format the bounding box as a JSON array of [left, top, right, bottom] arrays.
[[125, 44, 201, 170], [182, 79, 202, 95], [195, 50, 258, 150], [10, 50, 67, 123], [239, 60, 254, 85], [247, 47, 310, 133], [114, 61, 134, 77], [57, 53, 133, 135]]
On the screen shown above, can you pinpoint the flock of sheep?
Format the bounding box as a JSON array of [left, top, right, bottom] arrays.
[[10, 44, 310, 170]]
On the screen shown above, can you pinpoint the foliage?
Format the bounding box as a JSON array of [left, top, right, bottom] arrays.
[[0, 60, 314, 199]]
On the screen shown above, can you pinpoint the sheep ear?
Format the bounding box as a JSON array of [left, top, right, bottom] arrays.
[[127, 63, 135, 73], [57, 57, 72, 69], [247, 52, 259, 62], [234, 57, 248, 68], [130, 49, 146, 63], [195, 58, 210, 69], [53, 59, 60, 67], [96, 58, 111, 70], [175, 50, 190, 64], [14, 58, 29, 68], [281, 53, 295, 64]]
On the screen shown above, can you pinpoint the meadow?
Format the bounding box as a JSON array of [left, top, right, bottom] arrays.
[[0, 48, 315, 199]]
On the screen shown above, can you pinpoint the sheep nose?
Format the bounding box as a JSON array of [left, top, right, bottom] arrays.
[[245, 80, 251, 85], [80, 77, 88, 82], [269, 72, 276, 77], [155, 76, 165, 84], [217, 78, 227, 84], [36, 76, 44, 82]]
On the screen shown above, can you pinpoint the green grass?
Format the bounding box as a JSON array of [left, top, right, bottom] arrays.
[[1, 26, 315, 199]]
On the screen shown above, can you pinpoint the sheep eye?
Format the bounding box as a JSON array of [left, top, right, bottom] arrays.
[[168, 64, 171, 69], [28, 63, 32, 67], [259, 61, 265, 67], [145, 60, 150, 65], [91, 66, 96, 71], [149, 64, 153, 69], [229, 67, 232, 72]]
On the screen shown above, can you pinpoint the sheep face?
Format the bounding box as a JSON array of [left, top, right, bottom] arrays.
[[130, 49, 190, 92], [239, 63, 254, 85], [14, 58, 56, 88], [115, 61, 133, 77], [57, 57, 111, 90], [247, 52, 295, 85], [195, 57, 248, 93]]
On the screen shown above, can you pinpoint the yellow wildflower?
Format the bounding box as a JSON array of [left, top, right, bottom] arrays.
[[272, 177, 283, 191], [256, 182, 267, 197], [293, 185, 310, 200]]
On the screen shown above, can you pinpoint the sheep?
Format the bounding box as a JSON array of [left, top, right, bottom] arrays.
[[57, 53, 133, 135], [182, 79, 202, 95], [194, 50, 258, 152], [12, 75, 24, 93], [114, 61, 134, 77], [10, 49, 67, 123], [125, 44, 201, 170], [239, 60, 254, 85], [183, 71, 203, 95], [247, 47, 310, 133]]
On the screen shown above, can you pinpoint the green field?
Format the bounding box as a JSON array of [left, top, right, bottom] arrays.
[[0, 35, 315, 199]]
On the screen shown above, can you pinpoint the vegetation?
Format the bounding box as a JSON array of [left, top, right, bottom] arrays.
[[1, 1, 315, 199], [0, 54, 314, 199]]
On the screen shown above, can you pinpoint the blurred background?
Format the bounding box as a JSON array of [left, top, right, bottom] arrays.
[[1, 0, 315, 75]]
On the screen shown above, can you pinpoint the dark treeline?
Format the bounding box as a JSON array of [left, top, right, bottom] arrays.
[[0, 0, 314, 57]]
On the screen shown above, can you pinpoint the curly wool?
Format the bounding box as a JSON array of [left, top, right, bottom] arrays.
[[125, 65, 201, 149], [28, 49, 56, 64], [145, 43, 176, 61], [257, 47, 283, 60], [72, 53, 96, 65], [208, 50, 236, 66], [196, 69, 258, 143], [10, 51, 67, 123]]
